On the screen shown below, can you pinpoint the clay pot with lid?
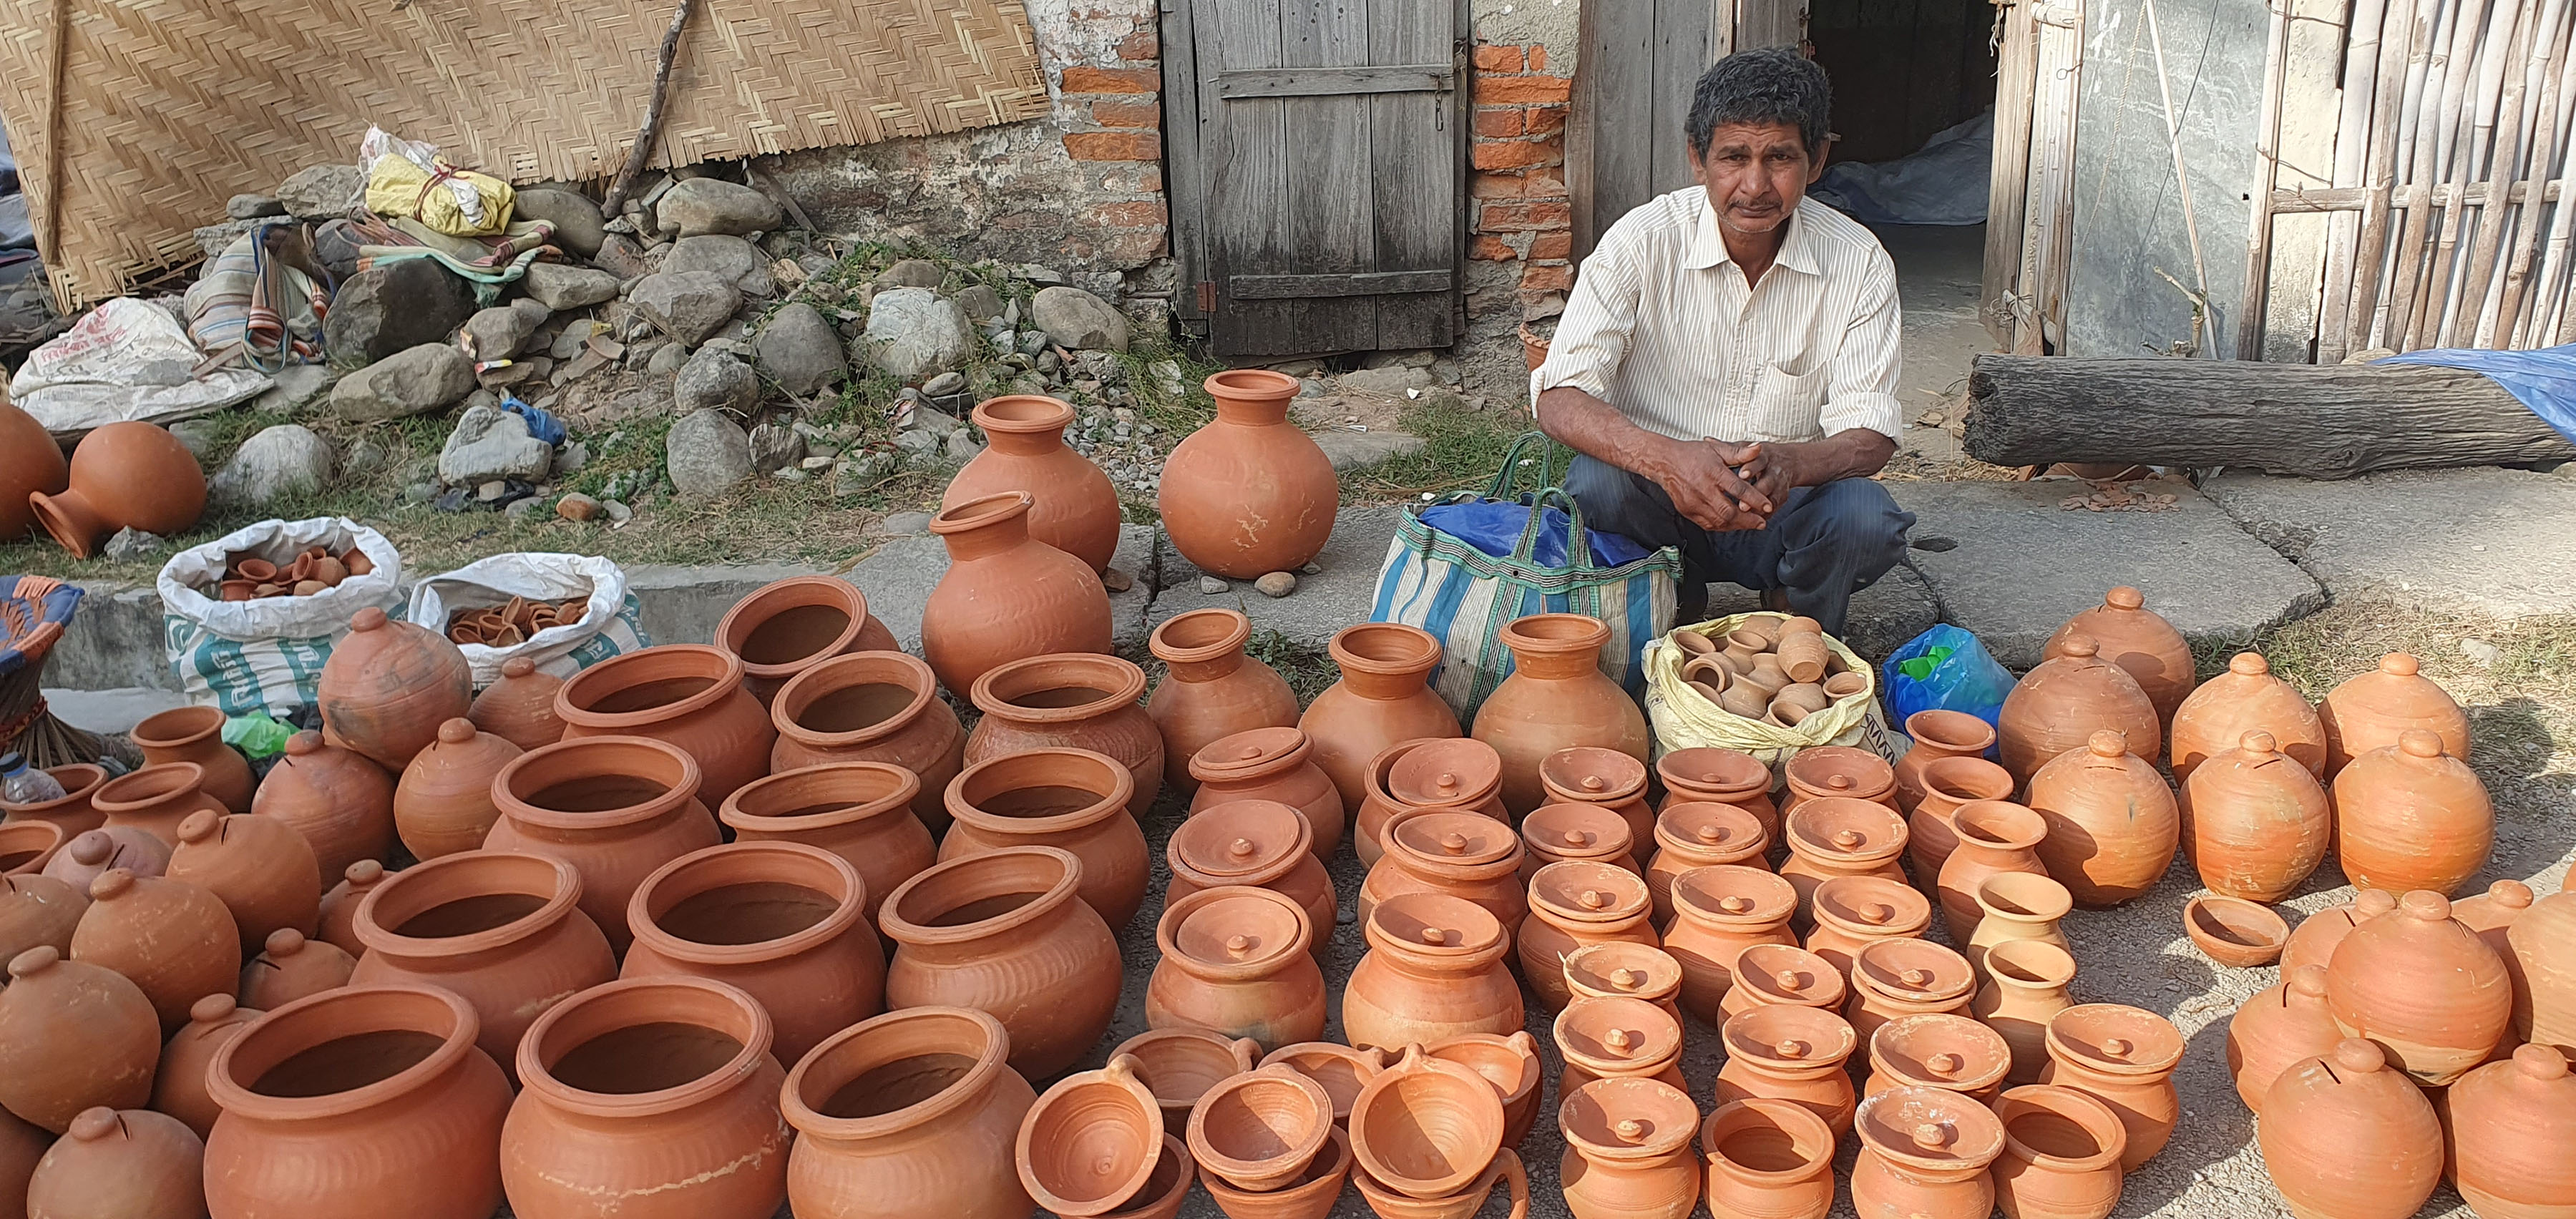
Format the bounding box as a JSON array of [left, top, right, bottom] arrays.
[[2456, 876, 2537, 964], [393, 718, 523, 861], [201, 983, 513, 1219], [469, 655, 569, 750], [780, 1005, 1038, 1219], [170, 809, 321, 956], [1782, 745, 1897, 821], [1423, 1032, 1541, 1148], [556, 644, 774, 806], [770, 650, 965, 835], [1184, 1062, 1333, 1193], [72, 868, 239, 1029], [1360, 808, 1526, 938], [2446, 1044, 2576, 1219], [2282, 888, 2398, 975], [2326, 888, 2511, 1084], [1146, 609, 1301, 796], [1301, 622, 1462, 813], [1016, 1053, 1163, 1217], [1973, 939, 2077, 1087], [485, 735, 722, 951], [1523, 803, 1639, 883], [131, 705, 253, 813], [1202, 1122, 1349, 1219], [1160, 369, 1337, 577], [1778, 797, 1908, 921], [1120, 1028, 1263, 1125], [0, 819, 61, 877], [2045, 586, 2195, 724], [1644, 801, 1767, 923], [1266, 1041, 1388, 1127], [1894, 710, 2000, 814], [2171, 652, 2326, 780], [1148, 884, 1327, 1050], [923, 491, 1114, 695], [1473, 615, 1651, 816], [1847, 937, 1978, 1049], [1807, 875, 1931, 981], [0, 399, 68, 542], [0, 946, 160, 1132], [2227, 964, 2341, 1112], [501, 976, 791, 1219], [968, 653, 1164, 816], [42, 827, 168, 892], [1558, 1076, 1702, 1219], [2321, 652, 2469, 775], [1661, 864, 1797, 1023], [1996, 636, 2161, 783], [2182, 894, 2288, 967], [348, 849, 615, 1077], [1935, 800, 2047, 940], [1556, 995, 1686, 1094], [2257, 1039, 2441, 1219], [1850, 1085, 2006, 1219], [718, 762, 936, 939], [318, 607, 474, 770], [1190, 728, 1345, 860], [1350, 1044, 1506, 1201], [1865, 1012, 2012, 1103], [942, 746, 1149, 927], [1519, 861, 1657, 1012], [1700, 1099, 1837, 1219], [2037, 1004, 2183, 1169], [24, 1105, 205, 1219], [2509, 888, 2576, 1053], [1563, 941, 1685, 1026], [879, 846, 1121, 1080], [1361, 736, 1508, 866], [152, 993, 260, 1137], [1539, 748, 1656, 855], [716, 575, 902, 709], [2024, 730, 2178, 907], [240, 927, 355, 1009], [2333, 730, 2494, 896], [1989, 1084, 2128, 1219], [1342, 891, 1523, 1052], [1906, 755, 2018, 891], [619, 841, 885, 1065], [1720, 942, 1847, 1020], [1167, 798, 1337, 955], [945, 393, 1123, 569], [1654, 747, 1780, 840], [92, 763, 223, 848], [2180, 729, 2331, 901], [1966, 873, 2076, 984], [250, 731, 395, 883], [0, 761, 106, 836], [31, 421, 203, 557]]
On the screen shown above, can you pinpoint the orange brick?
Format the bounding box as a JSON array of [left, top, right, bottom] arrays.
[[1117, 29, 1158, 60], [1523, 167, 1568, 199], [1526, 200, 1571, 228], [1530, 45, 1548, 71], [1471, 172, 1528, 200], [1096, 199, 1168, 226], [1474, 75, 1572, 104], [1062, 65, 1160, 94], [1474, 107, 1525, 137], [1478, 202, 1536, 230], [1531, 232, 1572, 260], [1524, 104, 1566, 137], [1521, 263, 1574, 293], [1065, 131, 1161, 161], [1091, 98, 1163, 129], [1472, 44, 1526, 72], [1470, 235, 1519, 260], [1472, 139, 1556, 170]]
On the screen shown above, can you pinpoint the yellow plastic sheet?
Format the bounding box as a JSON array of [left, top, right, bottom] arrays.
[[1641, 611, 1901, 775], [364, 157, 515, 238]]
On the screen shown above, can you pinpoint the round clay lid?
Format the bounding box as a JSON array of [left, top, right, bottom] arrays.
[[2512, 1044, 2570, 1080], [1669, 865, 1797, 926], [1720, 1002, 1858, 1067], [1555, 997, 1682, 1068], [1657, 747, 1771, 795], [1387, 740, 1503, 807], [1784, 745, 1895, 800], [1812, 875, 1931, 934], [2046, 1004, 2185, 1075], [1785, 798, 1908, 863], [1191, 727, 1311, 783], [1367, 891, 1506, 958], [1730, 944, 1846, 1009], [1560, 1077, 1698, 1160], [1655, 802, 1766, 856], [1529, 861, 1651, 924], [1856, 1085, 2006, 1170], [1563, 942, 1684, 1002], [1388, 811, 1518, 868], [1169, 800, 1310, 881], [1872, 1014, 2010, 1091], [1522, 803, 1631, 858], [1539, 748, 1648, 803], [1166, 886, 1307, 972], [1852, 939, 1975, 1003]]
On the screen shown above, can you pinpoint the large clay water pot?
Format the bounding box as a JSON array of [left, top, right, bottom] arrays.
[[1972, 939, 2077, 1087], [1699, 1099, 1837, 1219], [468, 656, 569, 750], [1301, 623, 1462, 816], [2320, 652, 2469, 775], [2180, 730, 2331, 901], [0, 820, 60, 877], [30, 421, 203, 557], [1807, 875, 1932, 982], [1989, 1084, 2128, 1219], [2444, 1044, 2576, 1219], [1996, 636, 2160, 784], [779, 1006, 1038, 1219], [1933, 800, 2047, 941], [71, 868, 239, 1030], [1863, 1012, 2011, 1104], [2037, 1004, 2184, 1170], [943, 746, 1149, 929], [0, 762, 106, 836], [1359, 737, 1508, 867], [2226, 964, 2341, 1112], [2169, 652, 2325, 780], [1473, 615, 1649, 816], [1555, 995, 1686, 1095], [1423, 1032, 1539, 1147], [967, 653, 1163, 816], [236, 930, 351, 1012], [394, 718, 525, 861], [1357, 808, 1526, 941], [1892, 710, 1999, 815], [2332, 730, 2494, 896], [252, 732, 396, 881], [1349, 1045, 1506, 1201], [0, 946, 160, 1132], [1518, 861, 1657, 1012], [1119, 1028, 1263, 1126], [922, 491, 1113, 695], [1557, 1077, 1701, 1219], [2042, 587, 2194, 724], [2324, 888, 2512, 1085], [130, 705, 253, 813], [556, 645, 774, 806], [91, 763, 223, 849], [1660, 864, 1797, 1024], [1159, 369, 1337, 578], [1189, 728, 1345, 862], [1184, 1063, 1332, 1193], [2256, 1039, 2441, 1219], [2509, 888, 2576, 1054], [1654, 747, 1779, 841], [0, 400, 67, 542], [2023, 730, 2177, 907], [24, 1105, 206, 1219], [1849, 1085, 2004, 1219], [1906, 755, 2017, 890], [1146, 609, 1300, 797], [1166, 800, 1337, 960], [2280, 888, 2398, 975], [1342, 892, 1521, 1053], [318, 607, 474, 771], [41, 828, 169, 894], [1644, 801, 1767, 924], [1147, 884, 1327, 1051], [1015, 1054, 1163, 1218], [879, 846, 1121, 1080], [169, 809, 321, 957], [152, 994, 261, 1138], [1540, 748, 1657, 858], [944, 394, 1123, 572], [619, 841, 886, 1066], [771, 651, 965, 836], [484, 735, 723, 951], [718, 762, 935, 941]]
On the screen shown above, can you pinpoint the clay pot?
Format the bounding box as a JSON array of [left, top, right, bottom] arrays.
[[1973, 939, 2078, 1087], [1160, 369, 1337, 578], [1865, 1012, 2012, 1103], [1473, 615, 1650, 816], [71, 868, 239, 1029], [1551, 941, 1682, 1023], [2281, 888, 2398, 976], [2226, 964, 2340, 1112], [1557, 1077, 1700, 1219], [469, 655, 570, 750], [2456, 877, 2538, 964], [0, 1109, 36, 1219], [1146, 609, 1301, 797], [1522, 802, 1639, 883], [1423, 1032, 1541, 1148], [1781, 746, 1898, 821], [152, 993, 260, 1137], [1699, 1099, 1837, 1219], [1519, 861, 1657, 1012], [2333, 730, 2495, 897], [1302, 622, 1463, 814], [1846, 938, 1978, 1049], [318, 607, 474, 771], [31, 422, 204, 557], [2171, 652, 2326, 780], [1906, 755, 2019, 891], [0, 873, 87, 966], [2326, 888, 2512, 1085], [1266, 1041, 1388, 1127], [2445, 1044, 2576, 1219], [1966, 873, 2076, 981], [923, 491, 1114, 695], [1342, 892, 1523, 1052], [2178, 730, 2331, 901], [1555, 995, 1684, 1095], [203, 984, 512, 1218], [718, 762, 937, 939], [2044, 587, 2194, 724], [2321, 652, 2469, 775], [392, 718, 523, 861], [1996, 635, 2161, 783], [1661, 864, 1798, 1024], [2182, 894, 2288, 968], [715, 577, 902, 711], [2023, 730, 2177, 907], [1351, 1147, 1529, 1219], [1120, 1028, 1263, 1125], [1108, 1133, 1201, 1219], [0, 762, 107, 836], [1362, 737, 1510, 866], [170, 809, 321, 956], [879, 846, 1121, 1080], [1720, 942, 1848, 1021], [1807, 875, 1932, 981], [39, 827, 166, 891], [942, 394, 1123, 569], [620, 841, 885, 1066], [1359, 808, 1526, 940], [240, 927, 355, 1009], [1894, 710, 2000, 814], [485, 735, 721, 951], [1989, 1084, 2127, 1219], [1849, 1085, 2005, 1219], [2037, 1004, 2183, 1170], [315, 860, 385, 957], [1185, 1063, 1333, 1192], [942, 746, 1148, 928], [1349, 1044, 1506, 1200], [24, 1105, 205, 1219], [1714, 1002, 1860, 1136], [779, 1006, 1038, 1219], [1203, 1123, 1349, 1219], [348, 848, 613, 1076], [1166, 800, 1337, 959], [251, 732, 396, 881], [771, 651, 965, 834], [967, 653, 1164, 816], [0, 820, 61, 876], [91, 763, 223, 848], [1190, 728, 1346, 861], [2509, 888, 2576, 1054], [0, 946, 159, 1132], [1643, 802, 1767, 924], [1539, 748, 1656, 856], [1148, 885, 1327, 1050], [0, 400, 68, 542], [130, 706, 253, 814], [2256, 1039, 2441, 1219], [1778, 797, 1908, 921], [1016, 1054, 1163, 1217], [556, 645, 774, 806], [1935, 801, 2048, 940]]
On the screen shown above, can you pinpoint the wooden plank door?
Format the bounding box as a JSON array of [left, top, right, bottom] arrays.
[[1172, 0, 1464, 356]]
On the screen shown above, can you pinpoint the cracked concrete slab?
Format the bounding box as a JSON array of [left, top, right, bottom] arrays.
[[848, 523, 1158, 655], [1148, 505, 1405, 650], [2202, 467, 2576, 621]]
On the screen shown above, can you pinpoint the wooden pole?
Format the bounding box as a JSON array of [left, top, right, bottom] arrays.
[[2236, 0, 2295, 358], [2530, 34, 2576, 341], [602, 0, 698, 216], [2386, 0, 2486, 350], [2320, 0, 2394, 361], [1983, 0, 2043, 343], [2015, 3, 2084, 355], [2504, 33, 2576, 341], [2467, 0, 2567, 343], [2347, 0, 2433, 353]]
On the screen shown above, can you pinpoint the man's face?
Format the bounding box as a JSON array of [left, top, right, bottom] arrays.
[[1689, 121, 1825, 239]]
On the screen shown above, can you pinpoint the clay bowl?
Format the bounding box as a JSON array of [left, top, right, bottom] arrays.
[[1101, 1135, 1197, 1219], [1201, 1124, 1353, 1219], [1118, 1028, 1262, 1125], [1262, 1042, 1386, 1125], [1018, 1054, 1165, 1217], [1350, 1149, 1525, 1219], [1348, 1047, 1506, 1200], [1424, 1032, 1543, 1146], [1186, 1063, 1335, 1192], [2183, 894, 2290, 968]]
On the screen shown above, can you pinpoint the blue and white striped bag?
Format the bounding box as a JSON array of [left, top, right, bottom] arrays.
[[1369, 435, 1682, 722]]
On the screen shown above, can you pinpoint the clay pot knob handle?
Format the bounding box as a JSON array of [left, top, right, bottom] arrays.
[[350, 607, 389, 633], [2399, 890, 2451, 921], [1899, 968, 1933, 988], [1435, 772, 1462, 793], [2332, 1039, 2386, 1072], [67, 1109, 119, 1142], [1579, 889, 1609, 910], [1420, 927, 1454, 946], [436, 718, 477, 745], [1440, 833, 1470, 856], [1719, 896, 1755, 914], [503, 656, 537, 677], [1611, 969, 1643, 989], [2399, 730, 2445, 758], [1775, 1039, 1810, 1059], [67, 833, 112, 866], [1911, 1122, 1956, 1150], [1614, 1118, 1647, 1143], [2240, 730, 2279, 755], [1775, 970, 1805, 993], [1226, 934, 1256, 958], [2512, 1044, 2569, 1080], [2102, 1038, 2135, 1059], [7, 945, 62, 977], [2230, 652, 2271, 675], [2490, 880, 2536, 910], [2288, 965, 2328, 997], [89, 868, 137, 901], [1239, 745, 1262, 760], [1229, 838, 1258, 859], [2356, 889, 2399, 917], [1563, 831, 1593, 848], [2059, 635, 2099, 659], [265, 929, 306, 958], [177, 810, 222, 844], [346, 859, 386, 886], [2087, 731, 2127, 757], [1859, 904, 1893, 924], [1826, 775, 1854, 793], [1927, 1052, 1963, 1077], [285, 731, 322, 758], [1605, 1029, 1636, 1054], [2105, 587, 2145, 610], [1831, 829, 1865, 850], [190, 994, 239, 1023], [1694, 824, 1724, 845]]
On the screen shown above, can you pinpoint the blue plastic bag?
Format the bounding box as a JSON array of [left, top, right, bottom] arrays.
[[1880, 624, 2016, 746], [1416, 500, 1654, 568]]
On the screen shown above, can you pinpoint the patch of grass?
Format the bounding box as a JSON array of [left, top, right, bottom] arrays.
[[1345, 395, 1545, 503], [1246, 627, 1338, 703]]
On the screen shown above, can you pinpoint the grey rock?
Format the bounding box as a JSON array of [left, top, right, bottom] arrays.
[[921, 371, 967, 398], [437, 406, 552, 486], [557, 440, 590, 474], [1019, 330, 1050, 357], [604, 499, 635, 523], [1069, 271, 1123, 300], [328, 343, 477, 421], [404, 481, 438, 504], [552, 319, 606, 360], [874, 259, 945, 290], [946, 431, 984, 461], [1020, 265, 1068, 287], [1301, 563, 1323, 575], [646, 343, 690, 376], [661, 235, 774, 297], [665, 408, 756, 496], [521, 263, 620, 311], [1255, 572, 1298, 599], [249, 364, 338, 414], [504, 494, 547, 519], [512, 188, 608, 258], [753, 303, 848, 396], [341, 439, 389, 476], [1031, 287, 1129, 352], [673, 348, 759, 416], [462, 299, 552, 360], [102, 528, 166, 564], [167, 418, 228, 461], [208, 424, 336, 507], [276, 164, 366, 221], [883, 511, 934, 535], [954, 284, 1005, 322], [628, 272, 742, 346], [1310, 429, 1428, 473], [2201, 466, 2576, 622], [193, 220, 259, 258], [1337, 364, 1434, 396], [2462, 637, 2503, 668], [591, 232, 653, 280], [655, 178, 783, 238], [323, 261, 478, 367], [227, 194, 286, 220], [799, 455, 835, 471], [749, 420, 805, 474], [906, 406, 963, 437], [862, 288, 974, 380], [1198, 576, 1231, 595], [773, 467, 809, 483], [892, 430, 942, 458]]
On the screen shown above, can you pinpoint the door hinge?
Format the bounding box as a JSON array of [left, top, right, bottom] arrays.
[[1196, 280, 1218, 312]]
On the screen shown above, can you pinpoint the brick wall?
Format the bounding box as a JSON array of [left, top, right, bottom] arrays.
[[1055, 24, 1171, 266], [1468, 41, 1575, 314]]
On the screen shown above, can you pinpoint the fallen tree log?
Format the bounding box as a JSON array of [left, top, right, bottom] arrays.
[[1963, 354, 2576, 479]]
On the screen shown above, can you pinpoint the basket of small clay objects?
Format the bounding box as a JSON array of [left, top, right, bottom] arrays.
[[1640, 612, 1898, 768], [155, 516, 407, 719], [407, 552, 650, 687]]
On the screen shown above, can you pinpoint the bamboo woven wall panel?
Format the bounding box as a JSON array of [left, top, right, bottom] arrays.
[[0, 0, 1048, 305]]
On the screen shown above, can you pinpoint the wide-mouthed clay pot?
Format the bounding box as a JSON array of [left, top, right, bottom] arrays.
[[769, 650, 964, 835], [1654, 747, 1780, 841], [2044, 587, 2194, 724], [30, 421, 204, 557], [879, 846, 1121, 1080], [1556, 994, 1684, 1096], [240, 927, 356, 1009], [1563, 941, 1686, 1026], [203, 983, 512, 1219], [0, 872, 87, 965], [0, 820, 62, 876], [2226, 964, 2341, 1113], [946, 394, 1123, 572], [1167, 799, 1337, 959], [1202, 1123, 1349, 1219], [1473, 615, 1650, 816], [1850, 1085, 2006, 1219], [923, 491, 1114, 695], [1972, 939, 2078, 1087], [24, 1104, 206, 1219], [1119, 1028, 1262, 1125], [942, 746, 1149, 928], [780, 1006, 1037, 1219], [2509, 888, 2576, 1054], [619, 841, 885, 1065], [1520, 861, 1657, 1012], [318, 607, 474, 771], [1359, 808, 1526, 940], [2444, 1044, 2576, 1219], [968, 653, 1164, 816], [1778, 798, 1908, 923], [1894, 710, 2000, 816], [1190, 728, 1345, 862], [1015, 1054, 1163, 1218], [1996, 637, 2160, 784], [1351, 1147, 1529, 1219], [1186, 1063, 1334, 1192], [1662, 864, 1797, 1023], [2023, 731, 2177, 907], [1146, 609, 1301, 797], [1700, 1099, 1837, 1219], [1865, 1012, 2011, 1103], [1556, 1076, 1701, 1219], [1807, 875, 1932, 982], [1644, 801, 1767, 924], [1907, 755, 2019, 890], [1159, 369, 1337, 578], [2180, 730, 2331, 901], [1361, 737, 1509, 867], [2320, 652, 2469, 776], [152, 993, 261, 1138], [1424, 1031, 1541, 1148], [394, 718, 524, 861], [2256, 1039, 2441, 1219], [71, 868, 240, 1029], [1342, 892, 1522, 1053], [1148, 884, 1327, 1051], [2324, 888, 2511, 1085], [1935, 801, 2047, 941], [1714, 1002, 1860, 1136], [1990, 1084, 2128, 1219], [501, 976, 791, 1219], [2170, 652, 2326, 781], [716, 577, 903, 708], [131, 705, 254, 814], [2331, 730, 2494, 897], [0, 761, 107, 836], [0, 946, 160, 1132], [1266, 1041, 1388, 1127], [0, 400, 68, 542], [2037, 1004, 2185, 1170], [2183, 894, 2288, 967], [1302, 622, 1462, 815], [1540, 748, 1657, 858], [1350, 1045, 1506, 1201], [469, 656, 570, 750], [91, 763, 223, 849], [251, 732, 396, 883], [169, 809, 321, 957], [2280, 888, 2399, 975], [718, 762, 936, 940], [1847, 937, 1978, 1050], [555, 645, 774, 806], [484, 735, 722, 951]]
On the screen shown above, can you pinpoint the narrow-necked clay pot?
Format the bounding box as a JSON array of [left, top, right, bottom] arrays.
[[1202, 1123, 1349, 1219], [1160, 369, 1337, 578], [1714, 1002, 1861, 1137], [30, 421, 203, 558], [1342, 892, 1522, 1052], [879, 846, 1121, 1080], [946, 394, 1123, 572], [502, 976, 791, 1219], [1700, 1099, 1837, 1219], [2326, 888, 2512, 1085], [0, 820, 62, 877], [1906, 755, 2019, 891], [469, 655, 570, 750], [924, 491, 1115, 695], [0, 762, 107, 836], [1644, 801, 1767, 924], [315, 859, 386, 958], [1538, 747, 1656, 855], [1563, 941, 1686, 1027], [968, 653, 1164, 816], [1865, 1012, 2012, 1103], [318, 607, 474, 771], [1106, 1132, 1201, 1219], [1778, 797, 1908, 923], [1265, 1041, 1388, 1127], [1118, 1028, 1263, 1125], [713, 575, 901, 705], [1719, 942, 1848, 1022], [2182, 894, 2288, 967], [2044, 587, 2194, 723], [1302, 622, 1462, 815], [942, 745, 1148, 928], [2227, 964, 2341, 1112], [0, 946, 160, 1132], [151, 993, 260, 1138], [0, 399, 68, 542], [251, 731, 396, 881], [769, 652, 965, 833], [2256, 1039, 2441, 1219], [1149, 884, 1327, 1050], [1350, 1044, 1506, 1201], [393, 718, 523, 861], [485, 734, 723, 954], [0, 872, 86, 966], [1990, 1084, 2128, 1219], [2445, 1044, 2576, 1219], [1189, 728, 1345, 861], [1186, 1063, 1333, 1192], [1807, 875, 1932, 981], [1473, 615, 1651, 816], [1894, 710, 2000, 815], [1996, 636, 2160, 783], [1146, 608, 1301, 796], [24, 1105, 206, 1219], [1849, 1085, 2006, 1219], [1972, 939, 2078, 1087], [39, 826, 167, 892], [1520, 861, 1657, 1012], [2180, 729, 2331, 901], [2321, 652, 2470, 776], [1167, 799, 1337, 959], [239, 927, 355, 1009], [2509, 888, 2576, 1054], [1661, 864, 1797, 1023], [169, 809, 321, 957], [1424, 1031, 1541, 1148], [1016, 1054, 1163, 1217], [556, 644, 774, 806], [718, 761, 935, 941], [2332, 730, 2495, 897], [620, 841, 885, 1065], [779, 1006, 1037, 1219], [2280, 888, 2399, 976], [1555, 995, 1685, 1096], [1359, 807, 1526, 939], [1847, 937, 1979, 1049], [2023, 730, 2177, 907], [1350, 1147, 1529, 1219], [72, 868, 240, 1029], [1556, 1076, 1702, 1219], [1363, 736, 1510, 866], [1935, 800, 2048, 941], [91, 763, 223, 849], [2037, 1004, 2184, 1170], [130, 705, 253, 814]]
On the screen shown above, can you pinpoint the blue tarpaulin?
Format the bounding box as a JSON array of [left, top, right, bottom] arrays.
[[2381, 343, 2576, 443]]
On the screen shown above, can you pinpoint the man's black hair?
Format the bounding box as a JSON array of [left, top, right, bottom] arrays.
[[1686, 47, 1832, 160]]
